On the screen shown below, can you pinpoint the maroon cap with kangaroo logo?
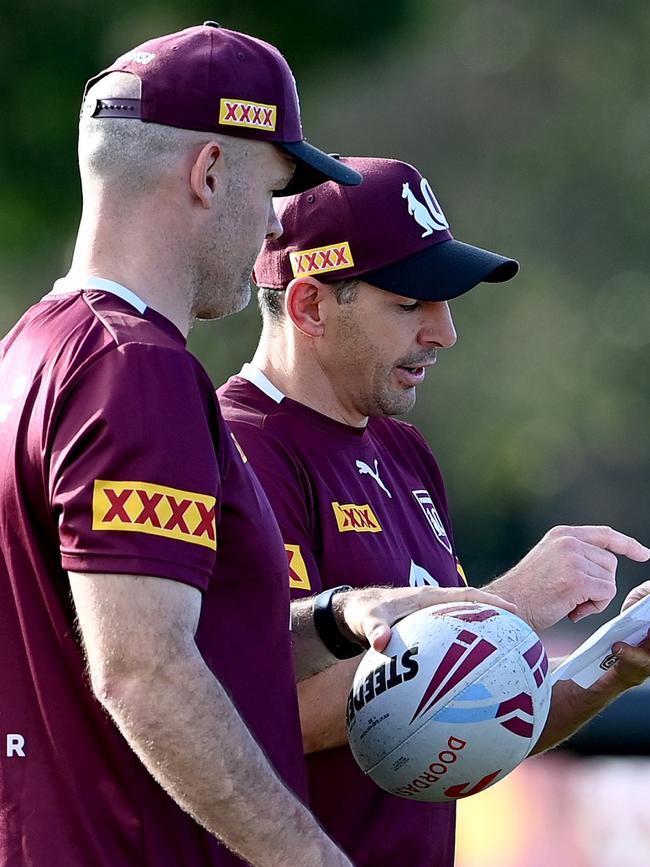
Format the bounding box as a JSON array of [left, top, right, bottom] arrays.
[[254, 156, 519, 299], [82, 22, 361, 195]]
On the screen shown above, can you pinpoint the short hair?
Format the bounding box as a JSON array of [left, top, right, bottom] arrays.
[[258, 279, 359, 323], [78, 71, 242, 195]]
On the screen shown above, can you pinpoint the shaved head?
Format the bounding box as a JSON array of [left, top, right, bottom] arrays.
[[74, 72, 290, 325], [78, 72, 249, 198]]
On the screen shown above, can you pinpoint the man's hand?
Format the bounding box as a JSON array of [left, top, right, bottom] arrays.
[[610, 631, 650, 688], [292, 585, 515, 681], [607, 583, 650, 689], [534, 630, 650, 753], [488, 525, 650, 632], [334, 585, 517, 653], [621, 580, 650, 614]]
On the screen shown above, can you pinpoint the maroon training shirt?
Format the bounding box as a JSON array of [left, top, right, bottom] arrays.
[[219, 365, 466, 867], [0, 280, 305, 866]]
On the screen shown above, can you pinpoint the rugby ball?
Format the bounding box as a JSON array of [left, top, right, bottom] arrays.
[[346, 602, 551, 802]]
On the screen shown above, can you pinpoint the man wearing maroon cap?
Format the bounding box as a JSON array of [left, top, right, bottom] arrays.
[[0, 28, 517, 867], [218, 156, 650, 866]]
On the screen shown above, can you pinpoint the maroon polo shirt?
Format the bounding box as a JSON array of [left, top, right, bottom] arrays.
[[0, 281, 305, 866], [219, 365, 466, 867]]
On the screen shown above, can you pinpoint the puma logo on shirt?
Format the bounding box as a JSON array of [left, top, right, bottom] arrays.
[[356, 458, 392, 498]]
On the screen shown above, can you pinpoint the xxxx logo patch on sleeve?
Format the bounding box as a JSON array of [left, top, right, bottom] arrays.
[[92, 480, 217, 550], [285, 544, 311, 591]]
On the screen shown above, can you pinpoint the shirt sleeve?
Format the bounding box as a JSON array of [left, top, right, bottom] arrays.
[[227, 422, 323, 599], [49, 342, 220, 590]]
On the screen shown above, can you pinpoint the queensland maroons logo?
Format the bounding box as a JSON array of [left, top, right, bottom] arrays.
[[412, 489, 453, 555], [402, 178, 449, 237]]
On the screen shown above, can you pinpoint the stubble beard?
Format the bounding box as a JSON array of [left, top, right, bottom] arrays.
[[194, 268, 252, 321], [347, 361, 418, 420], [191, 223, 256, 321], [369, 370, 418, 417], [191, 158, 261, 321], [334, 313, 419, 419]]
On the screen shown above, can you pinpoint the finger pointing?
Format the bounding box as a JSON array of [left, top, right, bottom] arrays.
[[571, 526, 650, 561]]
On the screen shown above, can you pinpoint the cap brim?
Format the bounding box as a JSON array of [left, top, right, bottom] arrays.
[[360, 239, 519, 301], [276, 141, 362, 195]]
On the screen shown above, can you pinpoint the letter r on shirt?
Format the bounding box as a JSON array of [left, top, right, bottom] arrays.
[[6, 734, 25, 757]]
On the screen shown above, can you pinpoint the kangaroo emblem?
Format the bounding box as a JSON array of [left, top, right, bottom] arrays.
[[408, 560, 440, 588], [356, 459, 392, 498], [402, 179, 449, 237]]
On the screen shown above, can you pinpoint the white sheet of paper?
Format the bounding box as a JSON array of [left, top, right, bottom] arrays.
[[551, 595, 650, 688]]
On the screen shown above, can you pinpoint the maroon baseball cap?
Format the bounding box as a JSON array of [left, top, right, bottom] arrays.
[[254, 156, 519, 299], [82, 22, 361, 195]]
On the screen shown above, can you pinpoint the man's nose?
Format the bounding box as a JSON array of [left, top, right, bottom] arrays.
[[419, 301, 457, 349], [266, 202, 283, 241]]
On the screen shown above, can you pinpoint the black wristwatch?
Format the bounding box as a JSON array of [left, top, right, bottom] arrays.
[[312, 585, 364, 660]]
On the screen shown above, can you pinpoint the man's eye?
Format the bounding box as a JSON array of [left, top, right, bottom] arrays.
[[399, 302, 420, 312]]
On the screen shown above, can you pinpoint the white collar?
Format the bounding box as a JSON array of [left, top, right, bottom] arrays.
[[48, 276, 147, 314], [238, 363, 285, 404]]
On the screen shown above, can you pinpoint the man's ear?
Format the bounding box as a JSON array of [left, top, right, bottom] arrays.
[[189, 141, 222, 208], [285, 277, 330, 337]]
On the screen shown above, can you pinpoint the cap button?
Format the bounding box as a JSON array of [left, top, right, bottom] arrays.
[[203, 20, 221, 28]]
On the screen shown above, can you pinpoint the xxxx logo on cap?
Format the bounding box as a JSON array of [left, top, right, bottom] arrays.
[[219, 98, 277, 131], [290, 242, 354, 279], [92, 480, 217, 549]]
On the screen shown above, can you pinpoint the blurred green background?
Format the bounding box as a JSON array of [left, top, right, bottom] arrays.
[[2, 0, 648, 612]]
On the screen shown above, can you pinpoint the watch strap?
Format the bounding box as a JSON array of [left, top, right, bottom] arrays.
[[312, 585, 364, 659]]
